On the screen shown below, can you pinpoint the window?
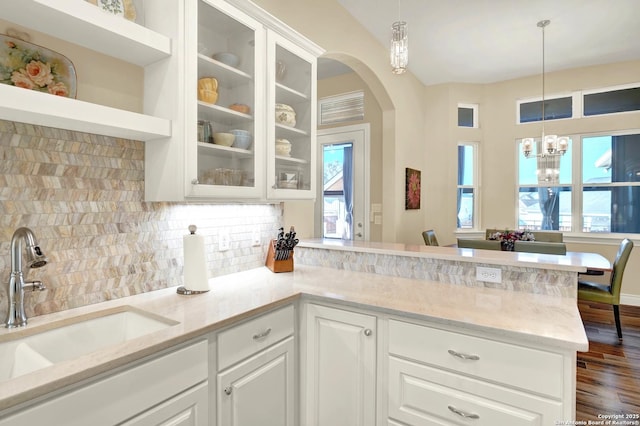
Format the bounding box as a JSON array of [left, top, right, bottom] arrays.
[[517, 138, 573, 231], [518, 96, 572, 123], [584, 86, 640, 116], [457, 143, 478, 229], [457, 103, 478, 128], [582, 134, 640, 233], [517, 132, 640, 233]]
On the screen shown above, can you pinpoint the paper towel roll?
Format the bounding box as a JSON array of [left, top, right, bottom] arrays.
[[183, 226, 209, 292]]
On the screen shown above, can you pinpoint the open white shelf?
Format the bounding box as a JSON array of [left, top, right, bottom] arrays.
[[2, 0, 171, 66], [198, 142, 253, 159], [0, 85, 171, 141], [275, 83, 308, 105]]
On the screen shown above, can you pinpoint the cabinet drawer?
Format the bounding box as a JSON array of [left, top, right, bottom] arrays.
[[388, 356, 562, 426], [388, 319, 563, 399], [218, 305, 294, 370]]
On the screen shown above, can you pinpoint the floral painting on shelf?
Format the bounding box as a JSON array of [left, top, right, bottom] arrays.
[[0, 34, 76, 98], [405, 167, 421, 210]]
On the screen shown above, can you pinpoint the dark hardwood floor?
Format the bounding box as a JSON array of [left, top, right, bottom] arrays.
[[576, 301, 640, 420]]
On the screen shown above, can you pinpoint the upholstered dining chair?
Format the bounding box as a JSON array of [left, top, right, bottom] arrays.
[[578, 238, 633, 340], [422, 230, 439, 246]]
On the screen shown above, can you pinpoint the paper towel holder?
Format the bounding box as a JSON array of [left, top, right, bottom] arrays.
[[177, 224, 210, 295]]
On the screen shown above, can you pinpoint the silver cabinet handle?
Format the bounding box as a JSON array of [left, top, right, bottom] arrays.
[[224, 387, 232, 395], [253, 328, 272, 340], [363, 328, 373, 337], [448, 405, 479, 419], [448, 349, 480, 361]]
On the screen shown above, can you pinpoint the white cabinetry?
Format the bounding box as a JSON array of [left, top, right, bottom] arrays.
[[145, 0, 322, 202], [387, 319, 571, 425], [215, 305, 296, 426], [0, 340, 209, 426], [1, 0, 172, 141], [302, 303, 377, 426]]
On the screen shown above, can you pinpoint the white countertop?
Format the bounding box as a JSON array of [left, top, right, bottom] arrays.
[[299, 239, 612, 272], [0, 264, 588, 412]]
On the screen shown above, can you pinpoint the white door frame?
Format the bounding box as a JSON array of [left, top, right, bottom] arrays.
[[316, 123, 370, 240]]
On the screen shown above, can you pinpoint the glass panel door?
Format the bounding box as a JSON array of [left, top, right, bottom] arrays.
[[196, 0, 261, 195]]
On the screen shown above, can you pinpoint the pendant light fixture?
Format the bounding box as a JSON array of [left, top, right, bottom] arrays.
[[390, 0, 408, 74], [521, 20, 569, 184]]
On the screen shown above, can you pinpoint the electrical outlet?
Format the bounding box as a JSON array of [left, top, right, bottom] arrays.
[[476, 266, 502, 283], [251, 228, 261, 246], [219, 229, 230, 251]]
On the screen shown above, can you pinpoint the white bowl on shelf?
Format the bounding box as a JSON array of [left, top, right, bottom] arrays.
[[212, 52, 240, 68], [230, 129, 252, 150], [275, 138, 291, 156], [213, 132, 235, 146]]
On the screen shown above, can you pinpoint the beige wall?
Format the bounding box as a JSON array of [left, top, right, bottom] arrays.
[[253, 0, 427, 243], [284, 71, 384, 241], [426, 60, 640, 300]]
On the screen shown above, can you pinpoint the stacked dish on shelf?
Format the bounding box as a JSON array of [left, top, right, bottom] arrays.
[[275, 104, 296, 127]]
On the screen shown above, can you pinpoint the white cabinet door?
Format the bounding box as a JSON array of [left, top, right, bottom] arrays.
[[217, 337, 295, 426], [121, 382, 208, 426], [303, 304, 377, 426], [266, 31, 317, 200]]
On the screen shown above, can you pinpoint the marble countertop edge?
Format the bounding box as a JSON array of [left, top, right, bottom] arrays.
[[0, 264, 588, 413], [298, 239, 601, 272]]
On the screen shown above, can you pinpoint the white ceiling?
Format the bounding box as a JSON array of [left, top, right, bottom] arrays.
[[332, 0, 640, 86]]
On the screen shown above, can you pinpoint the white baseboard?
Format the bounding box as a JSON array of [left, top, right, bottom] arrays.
[[621, 293, 640, 307]]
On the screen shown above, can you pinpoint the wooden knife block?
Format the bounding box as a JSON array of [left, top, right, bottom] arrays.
[[265, 239, 294, 273]]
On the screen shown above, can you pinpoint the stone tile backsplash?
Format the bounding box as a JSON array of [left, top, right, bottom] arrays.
[[0, 120, 282, 319], [296, 246, 577, 298]]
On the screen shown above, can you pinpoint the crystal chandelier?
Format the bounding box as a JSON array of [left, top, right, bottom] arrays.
[[521, 20, 568, 184], [390, 1, 407, 74]]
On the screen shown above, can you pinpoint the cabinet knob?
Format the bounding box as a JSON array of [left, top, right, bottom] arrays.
[[224, 386, 233, 395], [448, 405, 479, 419], [447, 349, 480, 361], [363, 328, 373, 337], [192, 178, 199, 185]]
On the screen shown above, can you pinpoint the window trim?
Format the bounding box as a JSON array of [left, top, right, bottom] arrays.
[[457, 141, 479, 230], [516, 93, 575, 124], [516, 128, 640, 235], [516, 82, 640, 124], [457, 103, 479, 128], [582, 83, 640, 117]]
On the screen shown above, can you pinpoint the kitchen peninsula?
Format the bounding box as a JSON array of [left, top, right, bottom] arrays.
[[0, 259, 588, 425], [296, 238, 611, 298]]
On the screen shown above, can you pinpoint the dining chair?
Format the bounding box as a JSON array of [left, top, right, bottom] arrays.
[[457, 239, 501, 250], [578, 238, 633, 340], [422, 230, 439, 246]]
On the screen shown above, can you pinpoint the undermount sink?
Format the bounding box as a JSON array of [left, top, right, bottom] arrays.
[[0, 307, 178, 381]]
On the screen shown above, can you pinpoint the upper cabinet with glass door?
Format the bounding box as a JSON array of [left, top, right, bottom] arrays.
[[191, 0, 265, 199], [144, 0, 322, 202], [267, 33, 318, 199]]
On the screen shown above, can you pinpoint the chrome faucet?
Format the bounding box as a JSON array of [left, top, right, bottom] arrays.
[[5, 227, 48, 328]]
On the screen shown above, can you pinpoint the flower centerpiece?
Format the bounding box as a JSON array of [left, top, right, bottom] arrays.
[[488, 230, 535, 251]]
